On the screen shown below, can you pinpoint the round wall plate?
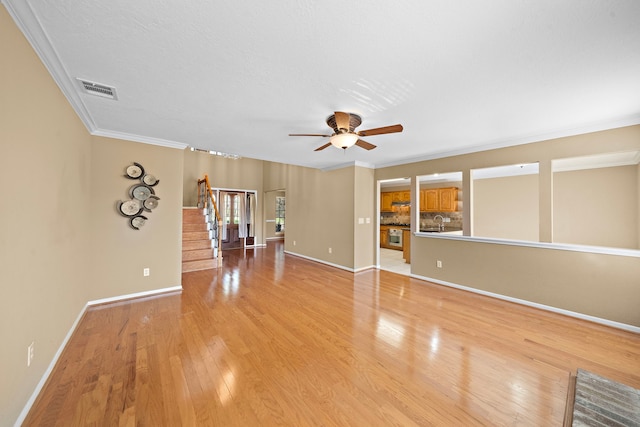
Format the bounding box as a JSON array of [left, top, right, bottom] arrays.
[[142, 174, 159, 186], [130, 215, 147, 230], [143, 195, 160, 211], [125, 162, 145, 179], [118, 199, 142, 217], [130, 184, 154, 201]]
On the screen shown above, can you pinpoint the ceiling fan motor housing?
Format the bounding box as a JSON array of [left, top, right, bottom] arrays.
[[326, 113, 362, 133]]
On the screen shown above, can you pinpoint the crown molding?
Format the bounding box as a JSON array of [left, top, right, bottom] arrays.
[[320, 160, 375, 172], [92, 129, 189, 150], [374, 115, 640, 169], [3, 0, 98, 133]]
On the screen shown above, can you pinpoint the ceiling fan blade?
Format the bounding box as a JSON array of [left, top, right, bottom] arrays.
[[357, 124, 403, 137], [314, 142, 332, 151], [355, 139, 376, 150], [334, 111, 351, 131], [289, 133, 332, 137]]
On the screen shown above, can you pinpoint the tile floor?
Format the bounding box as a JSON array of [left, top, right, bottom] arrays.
[[379, 247, 410, 275]]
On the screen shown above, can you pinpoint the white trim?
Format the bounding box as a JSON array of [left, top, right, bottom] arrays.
[[409, 274, 640, 334], [354, 264, 376, 273], [284, 250, 356, 272], [2, 0, 190, 152], [374, 116, 640, 169], [92, 129, 188, 150], [88, 286, 182, 306], [14, 303, 89, 427], [2, 0, 97, 134], [14, 285, 183, 426], [414, 232, 640, 258], [243, 243, 266, 249], [321, 160, 376, 172]]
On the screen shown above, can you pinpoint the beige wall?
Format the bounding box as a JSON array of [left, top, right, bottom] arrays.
[[90, 136, 184, 300], [377, 126, 640, 327], [183, 149, 265, 245], [1, 7, 92, 424], [411, 237, 640, 326], [354, 167, 376, 269], [1, 8, 187, 424], [554, 165, 638, 249], [262, 162, 376, 270], [4, 2, 640, 422], [473, 174, 539, 241]]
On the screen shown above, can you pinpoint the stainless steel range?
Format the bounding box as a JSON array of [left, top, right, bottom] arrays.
[[388, 228, 403, 248]]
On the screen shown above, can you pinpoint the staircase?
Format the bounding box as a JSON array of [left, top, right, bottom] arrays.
[[182, 208, 217, 272]]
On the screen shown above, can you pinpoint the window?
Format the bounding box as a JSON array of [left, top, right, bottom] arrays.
[[224, 193, 240, 224], [275, 196, 285, 232]]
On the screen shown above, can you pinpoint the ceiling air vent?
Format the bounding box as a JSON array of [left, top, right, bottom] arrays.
[[76, 78, 118, 100]]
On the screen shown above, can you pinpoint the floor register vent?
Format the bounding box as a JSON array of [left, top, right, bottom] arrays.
[[77, 78, 118, 100]]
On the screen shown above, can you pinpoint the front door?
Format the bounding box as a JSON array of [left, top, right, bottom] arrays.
[[222, 192, 242, 250]]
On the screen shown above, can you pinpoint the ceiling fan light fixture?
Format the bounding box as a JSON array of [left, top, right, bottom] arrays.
[[330, 133, 359, 149]]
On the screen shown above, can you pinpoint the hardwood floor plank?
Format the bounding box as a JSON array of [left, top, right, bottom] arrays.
[[23, 241, 640, 426]]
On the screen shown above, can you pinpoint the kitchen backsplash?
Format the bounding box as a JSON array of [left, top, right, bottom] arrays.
[[381, 211, 463, 230], [380, 212, 411, 225], [420, 212, 463, 230]]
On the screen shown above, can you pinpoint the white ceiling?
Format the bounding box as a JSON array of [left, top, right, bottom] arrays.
[[5, 0, 640, 170]]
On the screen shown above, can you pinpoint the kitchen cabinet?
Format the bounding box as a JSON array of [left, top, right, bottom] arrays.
[[403, 229, 411, 263], [420, 187, 458, 212], [380, 227, 389, 249], [381, 192, 394, 212], [422, 189, 439, 211], [391, 191, 410, 202], [438, 187, 457, 211]]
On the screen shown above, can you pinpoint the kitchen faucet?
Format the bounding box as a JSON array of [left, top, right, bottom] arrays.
[[434, 215, 445, 231]]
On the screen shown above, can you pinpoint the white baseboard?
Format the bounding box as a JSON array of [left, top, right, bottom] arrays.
[[410, 273, 640, 334], [14, 303, 88, 427], [284, 250, 356, 272], [88, 285, 182, 306], [15, 285, 182, 426], [354, 265, 376, 273]]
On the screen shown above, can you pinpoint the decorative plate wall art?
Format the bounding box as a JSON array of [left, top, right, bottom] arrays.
[[117, 162, 160, 230]]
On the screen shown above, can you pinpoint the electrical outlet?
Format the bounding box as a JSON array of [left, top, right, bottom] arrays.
[[143, 268, 150, 277], [27, 342, 34, 367], [328, 247, 332, 254], [444, 217, 451, 223], [293, 240, 296, 246], [437, 260, 443, 268], [358, 218, 364, 224], [366, 218, 371, 224]]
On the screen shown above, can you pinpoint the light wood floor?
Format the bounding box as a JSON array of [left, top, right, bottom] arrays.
[[24, 241, 640, 426]]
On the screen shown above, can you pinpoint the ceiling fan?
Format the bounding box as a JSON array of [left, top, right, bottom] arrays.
[[289, 111, 403, 151]]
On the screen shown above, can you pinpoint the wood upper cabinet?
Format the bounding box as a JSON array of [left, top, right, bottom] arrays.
[[438, 187, 458, 212], [381, 190, 410, 212], [381, 192, 394, 212], [422, 189, 439, 211], [391, 191, 410, 202], [420, 187, 458, 212]]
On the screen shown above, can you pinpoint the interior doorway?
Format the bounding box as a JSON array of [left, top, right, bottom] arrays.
[[378, 178, 411, 276], [219, 190, 257, 250], [221, 191, 241, 250], [264, 190, 285, 241]]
